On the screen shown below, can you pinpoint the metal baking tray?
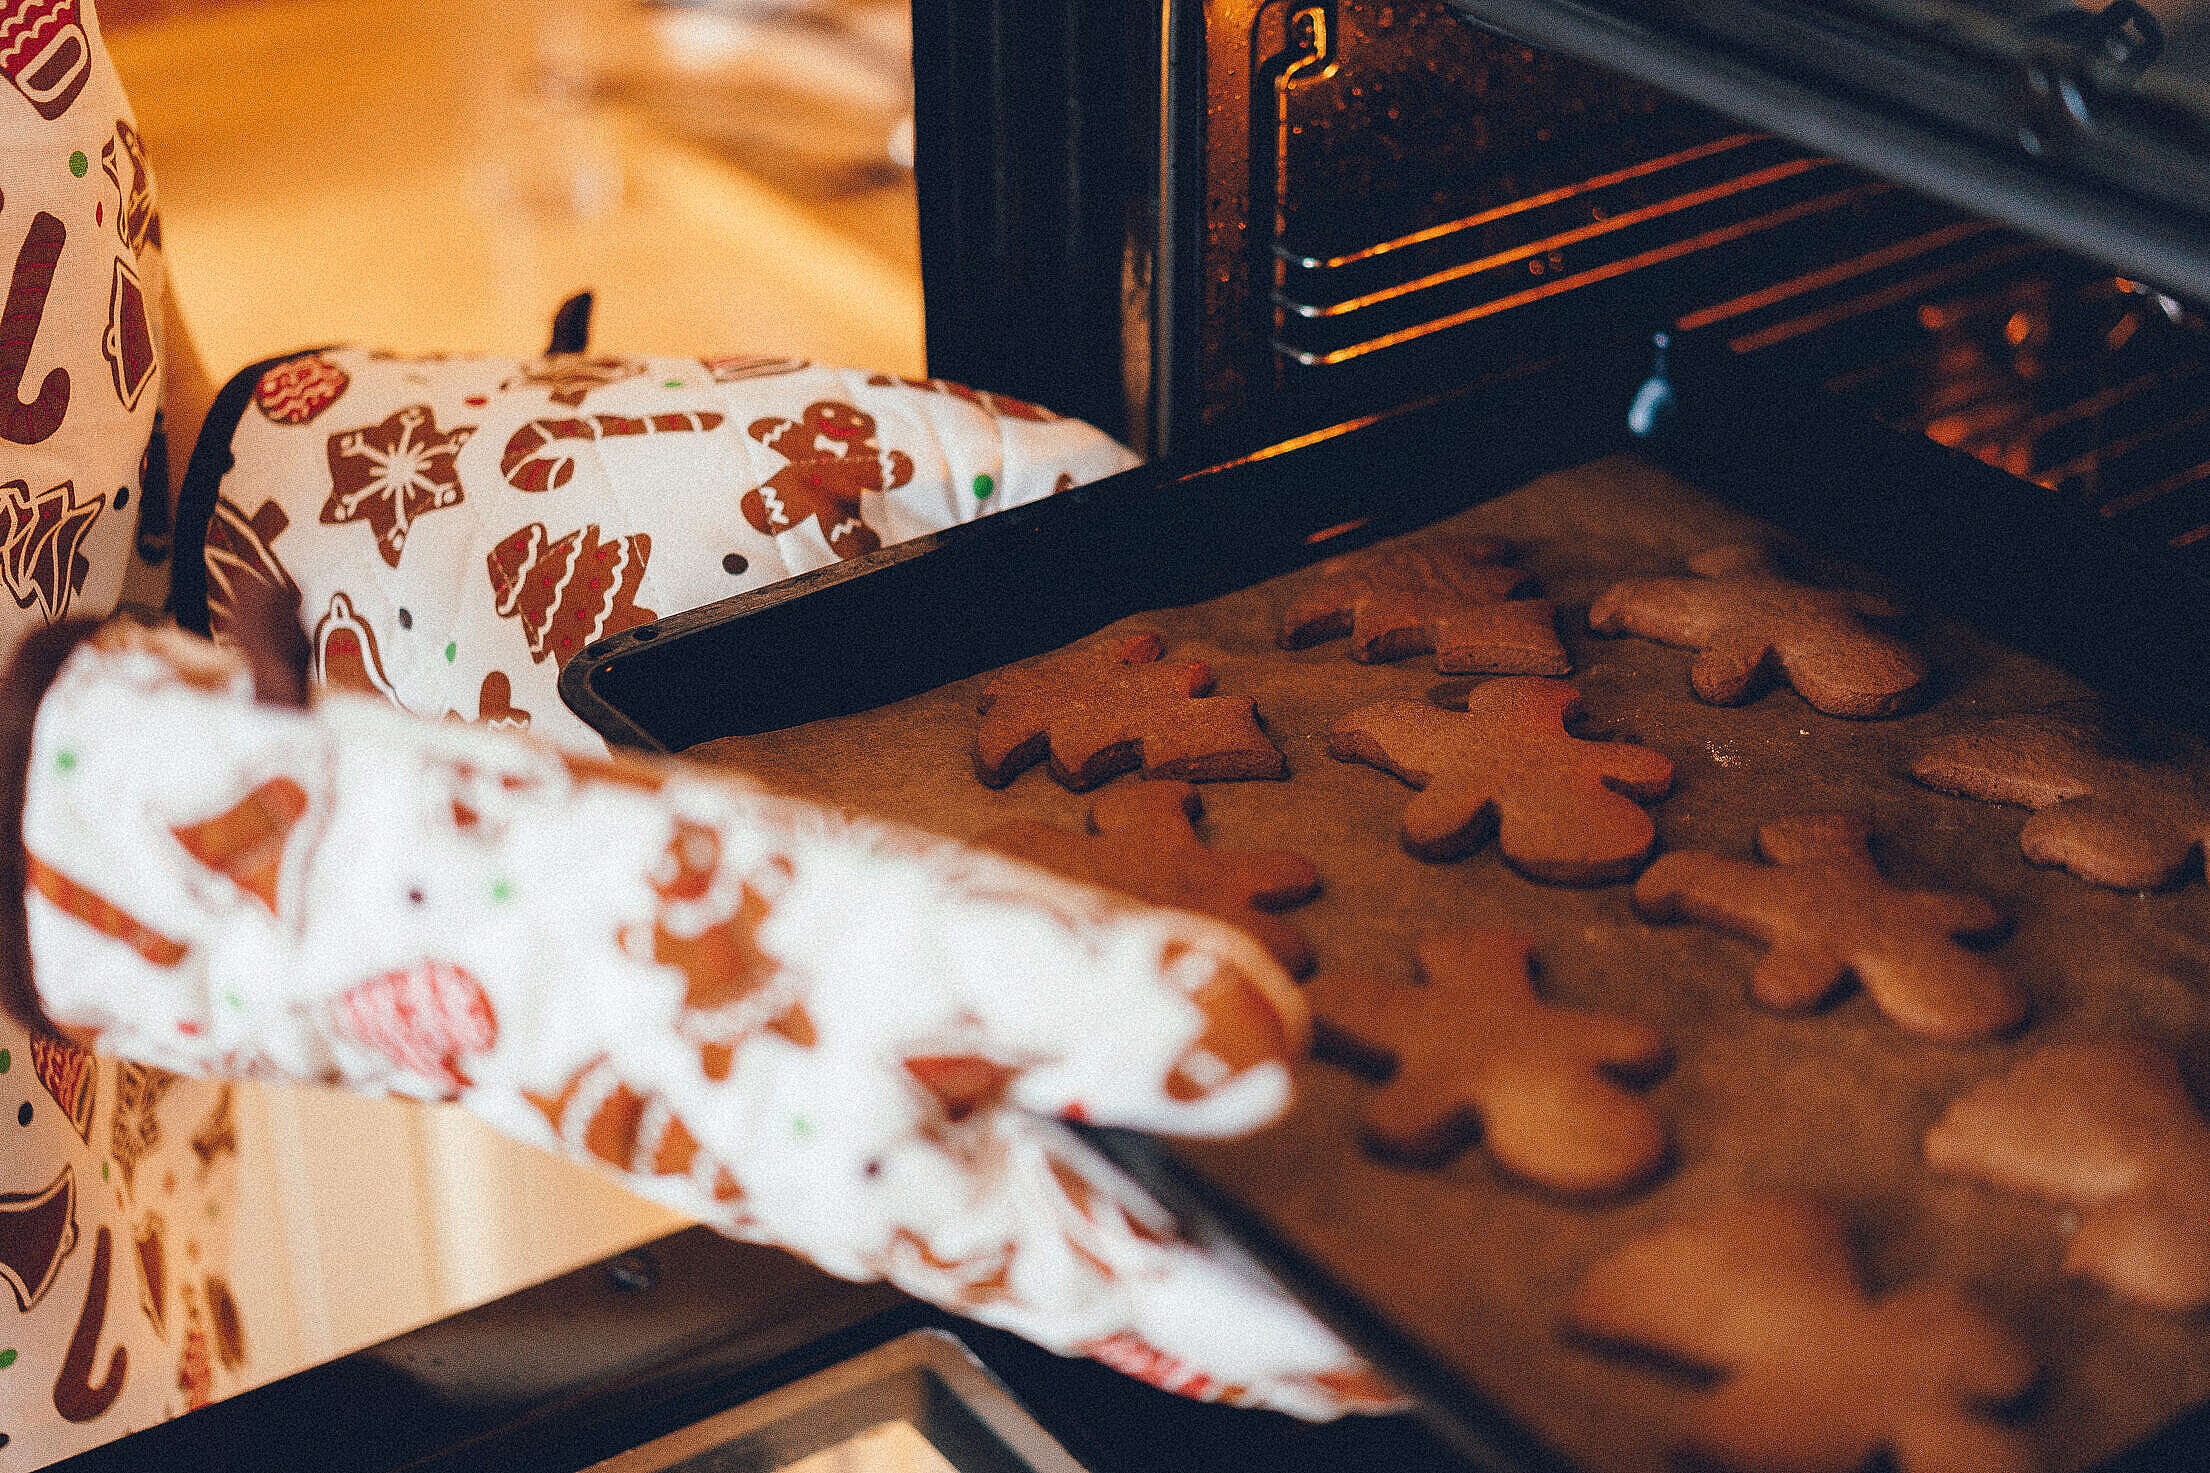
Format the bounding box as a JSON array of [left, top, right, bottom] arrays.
[[557, 364, 2210, 1472]]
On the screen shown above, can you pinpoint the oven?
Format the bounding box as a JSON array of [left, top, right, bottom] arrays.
[[73, 3, 2210, 1471]]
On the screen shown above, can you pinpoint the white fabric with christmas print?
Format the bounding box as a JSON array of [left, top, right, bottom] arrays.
[[0, 0, 171, 650], [21, 622, 1394, 1420], [204, 350, 1141, 750]]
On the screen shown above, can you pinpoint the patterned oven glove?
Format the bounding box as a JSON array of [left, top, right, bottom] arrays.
[[11, 618, 1397, 1421], [186, 349, 1140, 749]]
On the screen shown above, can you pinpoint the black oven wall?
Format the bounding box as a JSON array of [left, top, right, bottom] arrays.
[[913, 0, 1706, 462], [910, 0, 1164, 450]]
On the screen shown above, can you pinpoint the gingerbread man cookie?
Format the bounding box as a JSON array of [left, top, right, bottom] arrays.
[[1314, 929, 1669, 1194], [1633, 813, 2022, 1041], [1926, 1040, 2210, 1312], [1567, 1197, 2038, 1473], [1277, 536, 1569, 676], [980, 781, 1321, 976], [1910, 708, 2210, 890], [975, 631, 1285, 790], [740, 400, 915, 560], [1588, 544, 1927, 717], [1327, 678, 1672, 881]]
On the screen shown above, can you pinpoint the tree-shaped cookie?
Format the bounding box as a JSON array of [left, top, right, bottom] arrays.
[[1315, 929, 1669, 1194], [1632, 813, 2021, 1041], [1277, 536, 1569, 676], [979, 781, 1321, 976], [1567, 1197, 2038, 1473], [1910, 708, 2210, 889], [1926, 1040, 2210, 1311], [1327, 677, 1672, 881], [975, 631, 1285, 790], [1588, 544, 1927, 718]]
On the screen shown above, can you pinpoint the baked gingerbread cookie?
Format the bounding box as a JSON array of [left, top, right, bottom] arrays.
[[1910, 708, 2210, 890], [1277, 536, 1569, 676], [1567, 1197, 2039, 1473], [1925, 1039, 2210, 1312], [1588, 544, 1927, 718], [974, 630, 1285, 789], [978, 781, 1322, 976], [1328, 677, 1673, 882], [1632, 813, 2022, 1041], [1314, 929, 1669, 1195]]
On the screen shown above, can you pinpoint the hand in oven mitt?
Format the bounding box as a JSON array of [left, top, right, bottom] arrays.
[[2, 611, 1395, 1422], [189, 349, 1140, 749]]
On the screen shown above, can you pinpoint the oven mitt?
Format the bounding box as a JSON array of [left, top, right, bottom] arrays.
[[8, 616, 1396, 1421], [186, 349, 1140, 750], [0, 0, 172, 653]]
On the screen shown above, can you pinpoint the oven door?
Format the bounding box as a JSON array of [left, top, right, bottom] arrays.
[[49, 1227, 1470, 1473]]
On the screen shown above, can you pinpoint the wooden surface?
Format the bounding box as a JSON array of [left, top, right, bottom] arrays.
[[693, 455, 2210, 1473], [106, 0, 925, 1382]]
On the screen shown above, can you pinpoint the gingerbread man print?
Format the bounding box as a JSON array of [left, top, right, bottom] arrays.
[[741, 401, 914, 559]]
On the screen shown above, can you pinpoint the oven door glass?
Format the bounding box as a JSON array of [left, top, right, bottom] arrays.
[[584, 1329, 1092, 1473]]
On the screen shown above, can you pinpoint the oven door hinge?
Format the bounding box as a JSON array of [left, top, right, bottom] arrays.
[[2012, 0, 2162, 158]]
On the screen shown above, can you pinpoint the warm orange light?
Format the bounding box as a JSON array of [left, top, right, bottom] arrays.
[[1304, 518, 1369, 545]]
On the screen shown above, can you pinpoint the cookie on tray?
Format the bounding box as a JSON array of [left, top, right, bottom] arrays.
[[1313, 929, 1669, 1196], [1926, 1039, 2210, 1312], [974, 630, 1285, 790], [1632, 812, 2022, 1041], [1328, 677, 1672, 882], [1277, 536, 1569, 676], [1566, 1196, 2038, 1473], [1588, 544, 1927, 718], [979, 781, 1321, 977], [1910, 706, 2210, 890]]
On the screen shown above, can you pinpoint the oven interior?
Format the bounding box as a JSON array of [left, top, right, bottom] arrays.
[[885, 0, 2210, 738], [575, 0, 2210, 750]]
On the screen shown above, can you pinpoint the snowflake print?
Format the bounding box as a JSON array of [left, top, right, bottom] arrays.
[[321, 405, 476, 568]]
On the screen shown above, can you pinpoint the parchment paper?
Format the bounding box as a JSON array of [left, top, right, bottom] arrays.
[[690, 454, 2210, 1473]]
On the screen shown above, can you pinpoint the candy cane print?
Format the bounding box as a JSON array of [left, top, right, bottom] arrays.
[[500, 412, 727, 492]]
